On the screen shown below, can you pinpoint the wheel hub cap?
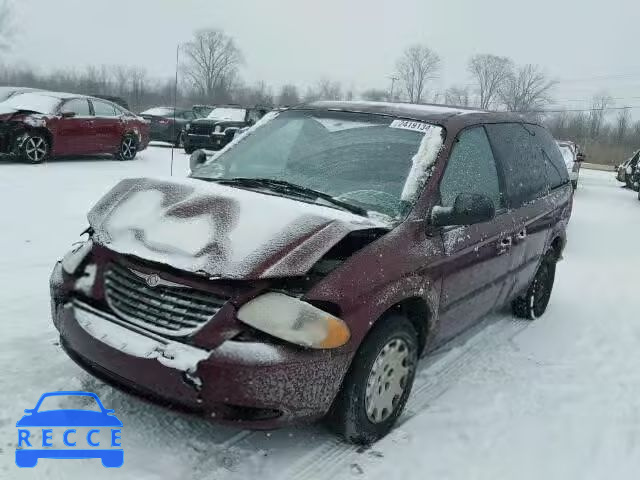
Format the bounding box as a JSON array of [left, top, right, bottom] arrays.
[[365, 338, 413, 423]]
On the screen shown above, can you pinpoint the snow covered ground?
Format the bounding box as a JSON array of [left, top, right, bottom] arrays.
[[1, 152, 639, 479]]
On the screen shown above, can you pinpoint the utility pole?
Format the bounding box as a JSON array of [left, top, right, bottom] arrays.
[[389, 75, 399, 101]]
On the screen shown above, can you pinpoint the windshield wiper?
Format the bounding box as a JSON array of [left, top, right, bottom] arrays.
[[208, 177, 368, 216]]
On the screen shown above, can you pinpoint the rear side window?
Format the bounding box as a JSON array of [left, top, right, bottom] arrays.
[[531, 125, 570, 189], [439, 126, 504, 210], [485, 123, 548, 207], [93, 100, 117, 117], [60, 99, 91, 116]]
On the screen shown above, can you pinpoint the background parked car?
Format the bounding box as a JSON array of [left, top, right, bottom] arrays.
[[616, 151, 639, 190], [556, 140, 584, 189], [183, 105, 269, 153], [139, 107, 197, 147], [0, 91, 149, 163], [0, 86, 42, 102]]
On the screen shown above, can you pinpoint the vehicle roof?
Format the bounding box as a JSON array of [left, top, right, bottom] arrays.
[[0, 86, 41, 93], [294, 100, 534, 127]]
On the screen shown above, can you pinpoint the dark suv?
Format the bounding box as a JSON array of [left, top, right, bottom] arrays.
[[50, 102, 572, 444], [183, 105, 269, 153]]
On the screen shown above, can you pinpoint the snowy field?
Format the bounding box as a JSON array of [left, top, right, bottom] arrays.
[[1, 149, 639, 480]]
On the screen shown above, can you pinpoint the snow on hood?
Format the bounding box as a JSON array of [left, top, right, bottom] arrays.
[[88, 176, 389, 279]]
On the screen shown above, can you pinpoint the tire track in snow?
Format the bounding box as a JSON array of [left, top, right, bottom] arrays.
[[285, 315, 531, 480]]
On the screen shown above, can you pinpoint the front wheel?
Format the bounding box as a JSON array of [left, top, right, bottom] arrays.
[[21, 133, 50, 164], [116, 135, 138, 161], [327, 315, 418, 444], [512, 255, 556, 319]]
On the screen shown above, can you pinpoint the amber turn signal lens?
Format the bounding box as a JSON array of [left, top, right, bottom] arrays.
[[319, 317, 351, 349]]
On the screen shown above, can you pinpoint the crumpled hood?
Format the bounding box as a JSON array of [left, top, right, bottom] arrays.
[[88, 177, 389, 279]]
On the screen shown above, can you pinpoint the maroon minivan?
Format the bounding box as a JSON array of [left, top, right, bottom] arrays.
[[50, 101, 572, 443]]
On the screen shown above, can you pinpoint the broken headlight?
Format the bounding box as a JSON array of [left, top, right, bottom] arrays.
[[237, 292, 350, 349], [61, 239, 93, 275]]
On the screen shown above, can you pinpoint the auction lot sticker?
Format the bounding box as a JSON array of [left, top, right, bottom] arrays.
[[389, 119, 433, 133]]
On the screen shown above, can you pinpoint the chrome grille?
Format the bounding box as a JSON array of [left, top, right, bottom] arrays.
[[104, 264, 227, 337]]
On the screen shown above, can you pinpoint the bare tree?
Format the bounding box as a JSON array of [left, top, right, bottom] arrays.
[[277, 84, 300, 106], [130, 67, 147, 111], [444, 86, 470, 107], [361, 88, 388, 101], [316, 78, 342, 100], [614, 107, 631, 142], [182, 28, 243, 101], [468, 54, 513, 109], [588, 92, 614, 139], [396, 44, 441, 103], [499, 64, 556, 112], [0, 0, 14, 53]]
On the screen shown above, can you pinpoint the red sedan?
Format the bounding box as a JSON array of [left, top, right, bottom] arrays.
[[0, 91, 150, 163]]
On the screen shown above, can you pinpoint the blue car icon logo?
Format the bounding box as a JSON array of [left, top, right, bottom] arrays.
[[16, 391, 123, 468]]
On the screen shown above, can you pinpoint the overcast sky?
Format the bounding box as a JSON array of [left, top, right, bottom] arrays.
[[6, 0, 640, 112]]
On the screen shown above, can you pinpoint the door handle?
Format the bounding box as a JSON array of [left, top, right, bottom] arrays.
[[497, 237, 512, 255], [516, 228, 527, 240]]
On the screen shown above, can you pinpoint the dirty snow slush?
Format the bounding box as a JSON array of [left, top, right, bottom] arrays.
[[0, 155, 638, 479]]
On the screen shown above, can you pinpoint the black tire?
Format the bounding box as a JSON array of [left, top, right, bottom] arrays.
[[626, 176, 635, 190], [571, 180, 578, 190], [174, 132, 185, 148], [327, 315, 418, 444], [116, 134, 138, 161], [512, 254, 556, 320], [21, 133, 50, 164], [184, 146, 196, 155]]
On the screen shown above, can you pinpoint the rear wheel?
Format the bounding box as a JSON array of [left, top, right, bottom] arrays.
[[174, 131, 185, 148], [116, 134, 138, 161], [512, 254, 556, 319], [21, 133, 50, 164], [571, 180, 578, 189], [327, 315, 418, 444]]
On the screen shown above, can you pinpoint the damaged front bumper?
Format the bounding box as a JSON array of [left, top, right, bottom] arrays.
[[51, 264, 351, 428]]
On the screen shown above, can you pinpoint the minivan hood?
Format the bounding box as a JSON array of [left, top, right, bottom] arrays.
[[88, 177, 390, 279]]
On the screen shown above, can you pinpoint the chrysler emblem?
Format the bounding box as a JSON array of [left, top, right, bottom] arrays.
[[146, 274, 160, 288], [129, 268, 189, 289]]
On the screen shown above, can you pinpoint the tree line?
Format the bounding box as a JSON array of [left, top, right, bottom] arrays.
[[0, 18, 637, 155]]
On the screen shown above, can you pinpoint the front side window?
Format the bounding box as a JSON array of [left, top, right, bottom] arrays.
[[485, 123, 548, 207], [92, 100, 117, 117], [60, 98, 91, 116], [439, 126, 504, 210], [192, 110, 445, 217]]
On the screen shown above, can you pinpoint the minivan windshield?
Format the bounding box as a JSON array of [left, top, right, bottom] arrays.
[[207, 107, 246, 121], [0, 93, 61, 114], [191, 110, 443, 217]]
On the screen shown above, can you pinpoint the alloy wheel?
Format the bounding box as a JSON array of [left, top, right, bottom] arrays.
[[121, 137, 137, 160], [365, 338, 414, 424], [24, 136, 47, 163]]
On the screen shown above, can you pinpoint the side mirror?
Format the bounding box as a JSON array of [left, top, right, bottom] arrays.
[[430, 193, 496, 227], [60, 111, 76, 119], [575, 152, 586, 162], [24, 409, 34, 414], [189, 149, 208, 171]]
